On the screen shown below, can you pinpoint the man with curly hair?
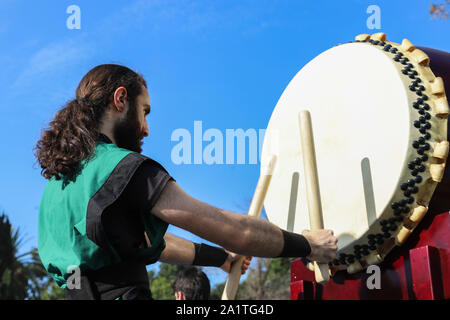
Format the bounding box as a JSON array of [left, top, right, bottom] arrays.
[[35, 64, 338, 300]]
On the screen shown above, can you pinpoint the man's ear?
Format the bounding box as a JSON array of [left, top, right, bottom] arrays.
[[113, 87, 128, 113], [175, 291, 186, 300]]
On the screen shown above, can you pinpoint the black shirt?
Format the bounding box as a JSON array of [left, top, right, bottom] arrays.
[[98, 134, 174, 260]]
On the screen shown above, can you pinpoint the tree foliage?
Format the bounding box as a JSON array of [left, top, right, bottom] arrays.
[[148, 263, 193, 300], [430, 1, 449, 19], [210, 257, 292, 300], [0, 213, 58, 300]]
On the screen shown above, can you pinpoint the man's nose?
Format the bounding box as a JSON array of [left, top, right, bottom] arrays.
[[142, 121, 149, 137]]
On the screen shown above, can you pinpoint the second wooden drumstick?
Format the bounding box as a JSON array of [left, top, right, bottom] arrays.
[[221, 154, 278, 300], [298, 110, 330, 284]]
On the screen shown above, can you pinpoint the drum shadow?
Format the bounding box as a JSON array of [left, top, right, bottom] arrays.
[[286, 172, 299, 232], [361, 157, 377, 227]]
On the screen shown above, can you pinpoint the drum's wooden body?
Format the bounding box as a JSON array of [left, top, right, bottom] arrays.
[[284, 35, 450, 299]]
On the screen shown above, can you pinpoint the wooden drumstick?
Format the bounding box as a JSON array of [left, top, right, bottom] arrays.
[[221, 155, 277, 300], [298, 110, 330, 284]]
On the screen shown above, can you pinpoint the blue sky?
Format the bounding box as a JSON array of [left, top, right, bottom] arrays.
[[0, 0, 448, 288]]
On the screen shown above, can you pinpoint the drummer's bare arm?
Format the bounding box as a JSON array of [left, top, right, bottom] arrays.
[[157, 233, 195, 265], [151, 181, 283, 257], [149, 233, 251, 274], [151, 180, 337, 261]]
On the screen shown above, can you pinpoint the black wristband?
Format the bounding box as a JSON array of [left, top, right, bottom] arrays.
[[192, 243, 229, 267], [277, 230, 312, 258]]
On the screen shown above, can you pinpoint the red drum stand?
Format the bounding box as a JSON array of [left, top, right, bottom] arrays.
[[291, 207, 450, 300]]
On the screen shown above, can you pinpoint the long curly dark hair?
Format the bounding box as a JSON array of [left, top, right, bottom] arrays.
[[35, 64, 147, 180]]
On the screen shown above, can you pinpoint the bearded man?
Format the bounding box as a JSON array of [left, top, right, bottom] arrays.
[[35, 64, 338, 300]]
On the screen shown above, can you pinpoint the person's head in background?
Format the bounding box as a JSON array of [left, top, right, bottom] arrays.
[[173, 267, 210, 300]]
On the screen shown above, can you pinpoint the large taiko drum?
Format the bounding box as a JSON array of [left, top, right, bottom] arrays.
[[261, 33, 450, 274]]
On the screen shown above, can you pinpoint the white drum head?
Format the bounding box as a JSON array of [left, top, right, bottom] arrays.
[[261, 37, 448, 267]]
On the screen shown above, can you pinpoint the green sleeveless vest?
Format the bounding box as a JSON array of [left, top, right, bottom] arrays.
[[38, 142, 168, 288]]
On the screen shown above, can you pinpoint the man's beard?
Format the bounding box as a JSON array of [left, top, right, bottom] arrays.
[[112, 102, 143, 153]]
